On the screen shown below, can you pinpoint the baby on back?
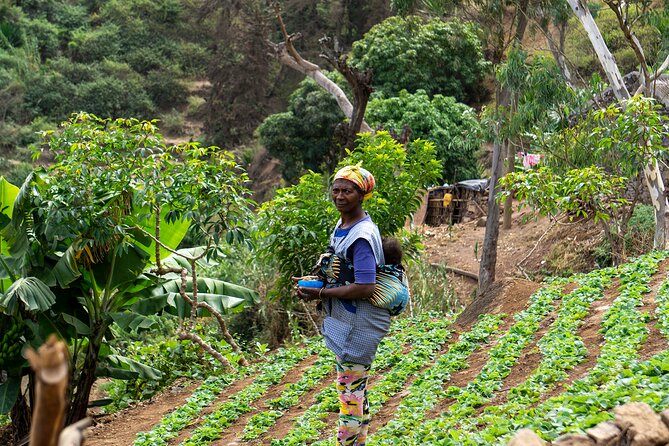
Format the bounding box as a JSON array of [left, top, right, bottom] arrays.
[[382, 237, 403, 267]]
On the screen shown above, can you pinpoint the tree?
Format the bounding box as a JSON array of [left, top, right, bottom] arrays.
[[366, 89, 484, 183], [349, 16, 491, 104], [566, 0, 669, 249], [258, 75, 345, 182], [0, 113, 258, 434], [490, 47, 577, 229], [267, 3, 374, 146], [501, 95, 669, 264]]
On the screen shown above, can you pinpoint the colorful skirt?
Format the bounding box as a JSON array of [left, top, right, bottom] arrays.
[[335, 357, 371, 446]]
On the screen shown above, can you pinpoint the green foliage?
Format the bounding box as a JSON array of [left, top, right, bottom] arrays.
[[366, 90, 482, 182], [350, 16, 490, 103], [566, 7, 662, 78], [502, 95, 669, 264], [68, 24, 121, 63], [501, 166, 628, 223], [491, 47, 578, 141], [0, 112, 257, 420], [101, 316, 229, 412], [594, 204, 656, 266], [255, 132, 441, 296], [258, 75, 344, 182]]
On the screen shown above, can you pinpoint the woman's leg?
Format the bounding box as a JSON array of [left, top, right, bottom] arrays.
[[335, 357, 371, 446]]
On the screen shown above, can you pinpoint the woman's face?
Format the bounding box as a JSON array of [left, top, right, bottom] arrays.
[[331, 179, 363, 213]]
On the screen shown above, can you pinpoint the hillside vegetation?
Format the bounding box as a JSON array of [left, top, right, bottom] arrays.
[[85, 251, 669, 445]]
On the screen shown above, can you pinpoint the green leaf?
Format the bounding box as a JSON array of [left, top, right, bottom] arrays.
[[106, 354, 162, 380], [0, 277, 57, 315], [96, 366, 139, 380], [109, 312, 157, 333], [0, 375, 20, 414], [52, 245, 81, 288], [61, 313, 91, 336], [134, 207, 190, 263]]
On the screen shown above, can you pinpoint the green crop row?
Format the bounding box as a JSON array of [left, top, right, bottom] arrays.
[[180, 344, 314, 445], [272, 316, 455, 446], [370, 312, 505, 444], [467, 251, 667, 445], [239, 315, 429, 442], [407, 280, 568, 444], [133, 373, 242, 446], [240, 343, 334, 441], [448, 266, 618, 443]]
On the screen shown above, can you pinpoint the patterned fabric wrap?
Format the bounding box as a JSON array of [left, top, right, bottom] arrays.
[[314, 251, 410, 316], [335, 357, 371, 446], [334, 164, 376, 201]]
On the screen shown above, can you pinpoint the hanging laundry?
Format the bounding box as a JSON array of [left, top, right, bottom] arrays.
[[517, 152, 542, 169]]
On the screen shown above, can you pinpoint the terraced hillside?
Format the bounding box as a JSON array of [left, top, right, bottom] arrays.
[[88, 251, 669, 445]]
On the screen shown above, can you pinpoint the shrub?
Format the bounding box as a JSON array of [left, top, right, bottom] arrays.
[[144, 68, 188, 109], [350, 16, 490, 103], [23, 70, 76, 120], [366, 90, 483, 183], [21, 17, 59, 60], [67, 24, 121, 63], [75, 77, 154, 119]]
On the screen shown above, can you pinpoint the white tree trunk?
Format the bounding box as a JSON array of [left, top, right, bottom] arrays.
[[643, 161, 669, 249], [566, 0, 629, 100]]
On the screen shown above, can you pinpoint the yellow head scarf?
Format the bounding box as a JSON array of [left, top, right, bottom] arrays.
[[333, 163, 376, 201]]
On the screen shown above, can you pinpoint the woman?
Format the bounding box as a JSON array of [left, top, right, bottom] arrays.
[[296, 164, 390, 446]]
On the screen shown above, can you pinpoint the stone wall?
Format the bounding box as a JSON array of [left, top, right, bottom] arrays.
[[508, 403, 669, 446]]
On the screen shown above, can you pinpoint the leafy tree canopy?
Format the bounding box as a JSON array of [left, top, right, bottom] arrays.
[[366, 90, 483, 183], [258, 75, 345, 183], [349, 16, 491, 103]]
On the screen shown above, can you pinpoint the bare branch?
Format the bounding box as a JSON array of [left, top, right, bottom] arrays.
[[178, 330, 233, 368], [176, 268, 249, 366], [267, 3, 373, 138]]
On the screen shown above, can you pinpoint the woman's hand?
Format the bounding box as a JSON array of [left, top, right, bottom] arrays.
[[291, 276, 324, 302], [296, 286, 323, 301]]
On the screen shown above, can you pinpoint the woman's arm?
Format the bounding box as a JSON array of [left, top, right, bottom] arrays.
[[297, 238, 377, 301], [297, 282, 374, 301]]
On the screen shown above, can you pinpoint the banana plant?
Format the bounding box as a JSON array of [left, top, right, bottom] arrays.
[[0, 113, 258, 430]]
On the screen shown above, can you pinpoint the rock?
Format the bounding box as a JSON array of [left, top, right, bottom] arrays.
[[613, 403, 669, 446], [553, 433, 595, 446], [508, 429, 546, 446], [586, 422, 622, 446], [661, 409, 669, 430]]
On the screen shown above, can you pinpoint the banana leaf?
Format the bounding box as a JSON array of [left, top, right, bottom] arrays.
[[133, 277, 258, 317], [0, 375, 20, 414], [109, 312, 157, 333], [0, 277, 57, 316]]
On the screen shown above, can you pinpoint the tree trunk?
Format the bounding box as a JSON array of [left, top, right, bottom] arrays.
[[643, 161, 669, 249], [566, 0, 629, 100], [66, 330, 104, 425], [503, 140, 515, 229], [10, 392, 31, 443], [543, 22, 574, 87], [479, 138, 507, 295]]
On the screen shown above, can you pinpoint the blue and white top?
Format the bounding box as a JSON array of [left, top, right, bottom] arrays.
[[321, 214, 391, 366]]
